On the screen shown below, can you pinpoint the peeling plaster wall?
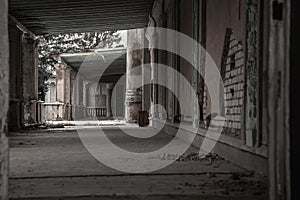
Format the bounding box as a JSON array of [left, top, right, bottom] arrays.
[[0, 0, 9, 199], [206, 0, 246, 67], [222, 32, 245, 138], [205, 0, 246, 131], [149, 0, 267, 173]]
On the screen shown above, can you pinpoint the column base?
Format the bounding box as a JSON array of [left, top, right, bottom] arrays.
[[125, 103, 142, 123], [193, 119, 200, 128], [23, 100, 38, 125], [125, 89, 142, 123]]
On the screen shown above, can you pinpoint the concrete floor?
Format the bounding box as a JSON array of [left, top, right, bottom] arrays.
[[8, 126, 268, 199]]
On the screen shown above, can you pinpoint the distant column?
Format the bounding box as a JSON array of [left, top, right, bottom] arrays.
[[106, 83, 114, 118], [125, 29, 144, 123]]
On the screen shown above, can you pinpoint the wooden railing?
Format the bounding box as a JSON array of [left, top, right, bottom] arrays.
[[86, 107, 107, 118]]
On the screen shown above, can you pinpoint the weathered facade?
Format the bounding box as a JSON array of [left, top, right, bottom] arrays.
[[42, 50, 127, 121], [132, 0, 269, 174], [7, 16, 41, 131], [0, 0, 294, 199]]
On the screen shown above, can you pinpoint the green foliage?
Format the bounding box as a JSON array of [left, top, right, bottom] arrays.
[[38, 31, 122, 100]]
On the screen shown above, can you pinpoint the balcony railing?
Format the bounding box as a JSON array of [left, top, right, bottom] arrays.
[[86, 107, 107, 118]]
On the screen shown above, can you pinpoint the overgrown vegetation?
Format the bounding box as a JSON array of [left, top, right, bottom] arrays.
[[38, 31, 122, 100]]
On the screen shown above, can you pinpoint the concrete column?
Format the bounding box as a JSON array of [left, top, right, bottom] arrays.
[[70, 71, 83, 119], [142, 47, 151, 113], [0, 0, 9, 199], [73, 76, 84, 119], [244, 0, 259, 147], [82, 81, 88, 118], [125, 29, 144, 123], [56, 64, 66, 103], [79, 78, 85, 119], [106, 83, 114, 118], [146, 18, 159, 124], [87, 82, 96, 108], [8, 19, 23, 130], [70, 69, 76, 120], [150, 47, 158, 119], [64, 66, 72, 120], [268, 0, 291, 198], [22, 34, 38, 125], [192, 0, 200, 128], [198, 0, 207, 126]]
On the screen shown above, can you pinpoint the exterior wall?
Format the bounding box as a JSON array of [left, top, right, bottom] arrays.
[[222, 31, 245, 138], [205, 0, 246, 68], [0, 0, 9, 198], [205, 0, 246, 138], [148, 0, 267, 173]]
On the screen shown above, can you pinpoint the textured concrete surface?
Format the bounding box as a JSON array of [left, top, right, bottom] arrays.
[[0, 0, 9, 199], [9, 127, 268, 199]]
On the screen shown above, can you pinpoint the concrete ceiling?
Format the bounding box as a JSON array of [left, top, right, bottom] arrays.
[[9, 0, 154, 35], [61, 48, 126, 83]]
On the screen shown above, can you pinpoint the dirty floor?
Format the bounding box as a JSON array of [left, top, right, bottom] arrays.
[[9, 127, 268, 199]]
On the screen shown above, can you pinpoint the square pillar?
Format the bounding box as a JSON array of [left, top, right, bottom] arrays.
[[106, 83, 114, 118], [22, 34, 38, 125], [8, 18, 23, 130]]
